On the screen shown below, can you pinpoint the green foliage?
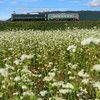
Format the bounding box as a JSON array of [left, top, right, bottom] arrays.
[[0, 21, 100, 31]]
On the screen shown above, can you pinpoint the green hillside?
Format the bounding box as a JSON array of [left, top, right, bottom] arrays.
[[78, 11, 100, 20]]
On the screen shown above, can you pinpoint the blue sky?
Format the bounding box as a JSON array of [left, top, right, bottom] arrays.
[[0, 0, 100, 20]]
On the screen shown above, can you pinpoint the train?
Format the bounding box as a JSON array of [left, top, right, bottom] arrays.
[[11, 12, 79, 21]]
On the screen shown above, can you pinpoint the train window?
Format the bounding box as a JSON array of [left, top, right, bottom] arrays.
[[51, 15, 53, 17], [62, 15, 64, 17], [53, 15, 56, 17], [57, 15, 59, 17]]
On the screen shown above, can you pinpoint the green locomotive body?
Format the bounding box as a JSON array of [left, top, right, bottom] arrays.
[[11, 13, 46, 21]]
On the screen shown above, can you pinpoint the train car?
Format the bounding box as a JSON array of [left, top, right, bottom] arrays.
[[11, 12, 46, 21], [47, 13, 79, 21], [11, 12, 80, 21]]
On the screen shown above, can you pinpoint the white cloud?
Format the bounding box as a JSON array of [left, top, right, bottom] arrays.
[[32, 8, 71, 12], [16, 7, 28, 11], [0, 18, 8, 20], [0, 1, 5, 3], [0, 0, 8, 3], [22, 3, 28, 5], [86, 0, 100, 7], [10, 1, 18, 4], [32, 8, 55, 12], [4, 7, 28, 11]]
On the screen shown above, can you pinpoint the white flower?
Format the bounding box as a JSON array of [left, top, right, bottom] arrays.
[[67, 63, 72, 66], [8, 48, 13, 50], [0, 68, 8, 77], [62, 83, 74, 89], [81, 78, 89, 84], [14, 76, 21, 81], [20, 54, 34, 61], [68, 71, 71, 74], [59, 89, 72, 94], [13, 92, 19, 95], [43, 72, 55, 81], [51, 68, 58, 71], [21, 69, 31, 73], [20, 54, 27, 61], [52, 81, 64, 86], [69, 76, 75, 79], [23, 91, 34, 96], [53, 96, 66, 100], [32, 74, 42, 77], [49, 98, 52, 100], [79, 88, 88, 93], [14, 59, 22, 65], [67, 45, 76, 52], [93, 81, 100, 89], [2, 85, 6, 88], [20, 96, 23, 99], [40, 90, 48, 96], [81, 37, 100, 45], [78, 69, 89, 77], [8, 82, 15, 86], [81, 38, 93, 45], [49, 62, 53, 66], [37, 98, 43, 100], [71, 64, 77, 69], [43, 76, 53, 81], [5, 64, 14, 70], [3, 57, 11, 61], [22, 85, 27, 89], [48, 72, 55, 77], [93, 64, 100, 71]]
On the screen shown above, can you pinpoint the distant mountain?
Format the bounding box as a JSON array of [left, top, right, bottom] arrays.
[[6, 18, 11, 21], [0, 20, 5, 22], [78, 11, 100, 21], [0, 18, 11, 22]]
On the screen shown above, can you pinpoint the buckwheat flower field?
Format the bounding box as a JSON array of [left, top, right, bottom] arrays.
[[1, 28, 100, 100]]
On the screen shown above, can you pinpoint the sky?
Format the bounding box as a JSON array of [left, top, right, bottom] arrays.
[[0, 0, 100, 20]]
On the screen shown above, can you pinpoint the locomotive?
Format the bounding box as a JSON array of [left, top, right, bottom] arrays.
[[11, 12, 79, 21]]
